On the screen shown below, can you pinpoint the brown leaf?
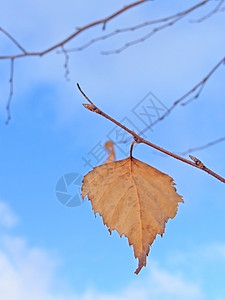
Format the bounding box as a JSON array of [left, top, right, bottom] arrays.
[[81, 157, 183, 274]]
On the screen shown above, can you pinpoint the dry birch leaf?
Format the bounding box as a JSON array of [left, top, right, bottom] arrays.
[[104, 140, 116, 163], [81, 156, 183, 274]]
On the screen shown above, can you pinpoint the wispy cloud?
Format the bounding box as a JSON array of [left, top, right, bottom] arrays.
[[0, 201, 18, 228], [146, 262, 203, 300], [64, 264, 203, 300], [3, 199, 225, 300], [0, 200, 203, 300]]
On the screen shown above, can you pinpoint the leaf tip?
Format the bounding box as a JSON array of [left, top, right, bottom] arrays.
[[134, 256, 147, 275]]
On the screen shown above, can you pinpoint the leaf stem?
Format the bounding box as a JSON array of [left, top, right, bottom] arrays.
[[129, 141, 136, 159]]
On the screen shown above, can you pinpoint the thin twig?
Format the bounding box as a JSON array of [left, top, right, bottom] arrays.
[[1, 0, 224, 124], [179, 137, 225, 156], [101, 16, 184, 55], [62, 1, 208, 54], [5, 58, 14, 124], [190, 0, 225, 23], [139, 55, 225, 135], [0, 27, 27, 53], [0, 0, 148, 123], [77, 83, 225, 184], [102, 0, 209, 54], [0, 0, 148, 60], [181, 57, 225, 106], [60, 46, 70, 81]]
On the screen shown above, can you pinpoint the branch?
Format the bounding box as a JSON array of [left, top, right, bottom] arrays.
[[190, 0, 225, 23], [62, 1, 208, 54], [53, 0, 224, 56], [178, 137, 225, 156], [5, 58, 14, 124], [173, 55, 225, 106], [138, 55, 225, 135], [0, 0, 148, 123], [0, 27, 27, 53], [77, 84, 225, 184], [0, 0, 148, 60], [60, 46, 70, 81], [101, 0, 209, 55], [1, 0, 224, 124]]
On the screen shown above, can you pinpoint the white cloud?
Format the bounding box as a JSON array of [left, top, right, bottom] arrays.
[[146, 263, 203, 300], [198, 243, 225, 261], [0, 201, 60, 300], [0, 201, 18, 228], [210, 243, 225, 258], [0, 234, 59, 300], [0, 239, 203, 300], [69, 262, 203, 300], [4, 199, 225, 300], [0, 200, 203, 300]]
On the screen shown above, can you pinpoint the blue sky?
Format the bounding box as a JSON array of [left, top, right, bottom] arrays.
[[0, 1, 225, 299]]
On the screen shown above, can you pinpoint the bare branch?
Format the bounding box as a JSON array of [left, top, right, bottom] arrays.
[[101, 0, 209, 54], [1, 0, 224, 123], [178, 137, 225, 156], [0, 27, 27, 54], [181, 56, 225, 106], [0, 0, 149, 123], [101, 17, 184, 55], [59, 0, 224, 55], [189, 154, 224, 182], [62, 2, 207, 54], [5, 58, 14, 124], [77, 83, 225, 184], [60, 46, 70, 81], [0, 0, 149, 60], [190, 0, 225, 23], [139, 55, 225, 135]]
